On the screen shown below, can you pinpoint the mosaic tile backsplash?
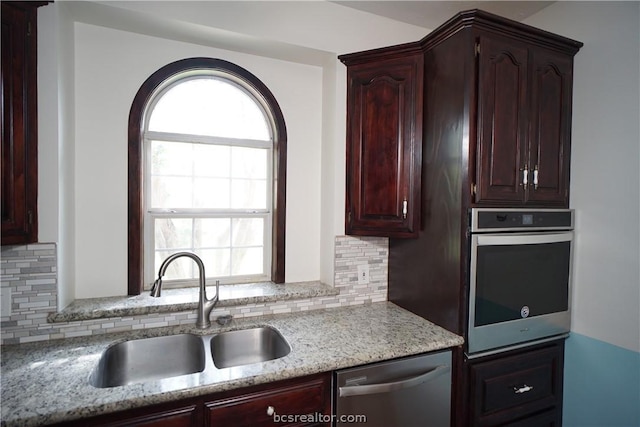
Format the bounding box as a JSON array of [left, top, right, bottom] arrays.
[[0, 236, 388, 344]]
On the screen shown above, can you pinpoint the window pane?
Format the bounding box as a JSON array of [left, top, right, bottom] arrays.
[[199, 248, 231, 277], [194, 218, 230, 248], [152, 177, 193, 208], [151, 141, 192, 176], [232, 218, 264, 247], [194, 144, 230, 177], [232, 147, 267, 179], [155, 218, 192, 250], [232, 247, 263, 276], [148, 78, 270, 141], [231, 179, 267, 209], [194, 178, 230, 209]]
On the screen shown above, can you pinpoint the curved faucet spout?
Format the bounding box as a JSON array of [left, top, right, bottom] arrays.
[[150, 252, 220, 329]]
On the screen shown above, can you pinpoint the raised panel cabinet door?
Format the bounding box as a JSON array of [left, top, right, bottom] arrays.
[[1, 2, 38, 245], [526, 48, 573, 207], [475, 35, 529, 205], [204, 374, 331, 427], [345, 54, 423, 237]]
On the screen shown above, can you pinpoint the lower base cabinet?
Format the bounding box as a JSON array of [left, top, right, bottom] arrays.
[[205, 374, 330, 427], [51, 373, 331, 427], [465, 339, 565, 427]]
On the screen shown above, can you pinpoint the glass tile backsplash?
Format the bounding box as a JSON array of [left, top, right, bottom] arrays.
[[0, 236, 388, 344]]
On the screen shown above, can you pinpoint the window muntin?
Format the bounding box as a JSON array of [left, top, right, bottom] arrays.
[[143, 74, 274, 287]]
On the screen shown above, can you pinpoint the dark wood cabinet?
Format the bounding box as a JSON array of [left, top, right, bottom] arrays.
[[376, 9, 582, 427], [526, 48, 574, 206], [475, 35, 530, 205], [475, 34, 575, 207], [466, 339, 564, 427], [339, 51, 423, 238], [50, 373, 331, 427], [205, 373, 331, 426], [1, 1, 43, 246]]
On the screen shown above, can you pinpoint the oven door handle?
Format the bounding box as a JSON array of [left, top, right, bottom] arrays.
[[338, 365, 450, 397]]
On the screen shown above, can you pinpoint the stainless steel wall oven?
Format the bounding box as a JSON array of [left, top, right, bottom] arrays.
[[467, 209, 574, 355]]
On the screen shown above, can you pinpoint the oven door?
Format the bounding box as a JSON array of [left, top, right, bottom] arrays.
[[468, 231, 573, 354]]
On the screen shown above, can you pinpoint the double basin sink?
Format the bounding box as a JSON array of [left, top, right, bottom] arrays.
[[89, 326, 291, 388]]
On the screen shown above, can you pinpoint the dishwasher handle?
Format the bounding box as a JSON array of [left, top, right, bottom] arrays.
[[338, 364, 450, 397]]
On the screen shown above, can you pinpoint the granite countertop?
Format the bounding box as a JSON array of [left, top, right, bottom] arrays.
[[1, 302, 464, 427], [48, 281, 339, 322]]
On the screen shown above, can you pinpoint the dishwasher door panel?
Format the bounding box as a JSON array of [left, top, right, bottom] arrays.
[[335, 350, 452, 427]]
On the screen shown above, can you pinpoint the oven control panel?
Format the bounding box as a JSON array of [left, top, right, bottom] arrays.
[[470, 209, 574, 232]]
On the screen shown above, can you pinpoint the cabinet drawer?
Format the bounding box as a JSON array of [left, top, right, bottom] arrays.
[[469, 343, 563, 426], [503, 409, 561, 427], [205, 375, 331, 427]]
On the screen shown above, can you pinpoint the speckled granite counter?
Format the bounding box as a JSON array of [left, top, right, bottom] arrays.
[[48, 281, 338, 322], [2, 302, 463, 427]]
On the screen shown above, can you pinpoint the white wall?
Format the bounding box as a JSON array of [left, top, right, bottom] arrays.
[[525, 1, 640, 353], [73, 23, 323, 298], [38, 1, 427, 300]]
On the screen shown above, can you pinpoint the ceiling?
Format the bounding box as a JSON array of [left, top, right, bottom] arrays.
[[333, 1, 555, 29]]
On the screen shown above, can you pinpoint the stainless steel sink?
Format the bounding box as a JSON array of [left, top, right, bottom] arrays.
[[210, 326, 291, 369], [90, 333, 206, 388]]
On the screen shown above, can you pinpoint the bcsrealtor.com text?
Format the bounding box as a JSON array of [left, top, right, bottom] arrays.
[[272, 412, 367, 424]]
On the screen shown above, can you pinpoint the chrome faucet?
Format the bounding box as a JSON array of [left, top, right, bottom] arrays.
[[150, 252, 220, 329]]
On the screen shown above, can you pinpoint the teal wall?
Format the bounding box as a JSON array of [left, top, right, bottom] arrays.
[[563, 333, 640, 427]]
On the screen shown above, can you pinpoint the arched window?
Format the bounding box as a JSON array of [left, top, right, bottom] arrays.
[[128, 58, 286, 294]]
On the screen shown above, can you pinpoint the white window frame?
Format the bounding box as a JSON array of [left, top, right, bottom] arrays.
[[141, 72, 275, 288]]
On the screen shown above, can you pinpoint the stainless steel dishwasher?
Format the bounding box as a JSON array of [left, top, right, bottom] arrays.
[[335, 350, 451, 427]]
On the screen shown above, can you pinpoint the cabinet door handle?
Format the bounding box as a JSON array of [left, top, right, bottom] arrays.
[[522, 166, 529, 189], [533, 166, 539, 190], [402, 199, 408, 219], [514, 384, 534, 394]]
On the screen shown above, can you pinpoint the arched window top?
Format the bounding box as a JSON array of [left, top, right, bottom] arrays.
[[128, 57, 287, 295], [146, 75, 271, 141]]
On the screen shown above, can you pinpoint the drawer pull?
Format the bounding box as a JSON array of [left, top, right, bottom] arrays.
[[266, 406, 275, 416], [514, 385, 534, 394]]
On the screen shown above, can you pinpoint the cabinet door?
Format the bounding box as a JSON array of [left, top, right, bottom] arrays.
[[204, 374, 331, 427], [475, 35, 529, 205], [345, 54, 423, 237], [1, 2, 39, 245], [526, 48, 573, 207]]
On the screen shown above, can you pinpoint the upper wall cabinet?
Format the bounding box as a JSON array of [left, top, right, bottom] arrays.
[[339, 51, 423, 238], [475, 33, 576, 207], [1, 2, 45, 245]]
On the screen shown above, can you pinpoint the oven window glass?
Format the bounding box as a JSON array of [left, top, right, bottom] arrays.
[[475, 241, 570, 326]]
